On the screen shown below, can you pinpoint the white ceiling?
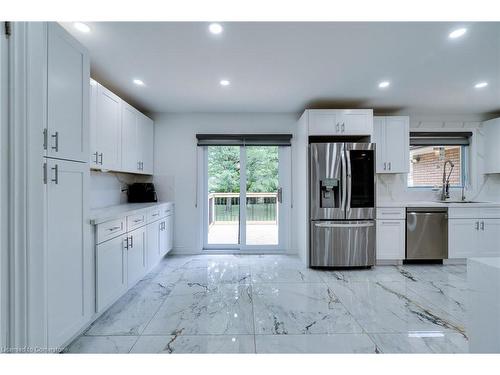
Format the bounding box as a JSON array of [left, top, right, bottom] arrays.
[[60, 22, 500, 115]]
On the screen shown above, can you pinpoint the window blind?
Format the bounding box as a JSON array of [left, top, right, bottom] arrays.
[[196, 134, 292, 146], [409, 131, 472, 146]]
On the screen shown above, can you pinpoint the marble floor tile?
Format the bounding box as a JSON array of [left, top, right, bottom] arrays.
[[369, 332, 468, 353], [252, 283, 363, 334], [64, 335, 139, 353], [327, 280, 466, 337], [397, 264, 464, 283], [85, 278, 174, 336], [143, 283, 254, 335], [251, 257, 324, 283], [131, 334, 255, 353], [319, 265, 407, 284], [255, 333, 377, 353]]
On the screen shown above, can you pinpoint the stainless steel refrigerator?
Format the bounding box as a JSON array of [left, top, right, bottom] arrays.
[[309, 142, 376, 267]]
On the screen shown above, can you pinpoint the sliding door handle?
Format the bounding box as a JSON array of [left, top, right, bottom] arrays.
[[277, 187, 283, 204]]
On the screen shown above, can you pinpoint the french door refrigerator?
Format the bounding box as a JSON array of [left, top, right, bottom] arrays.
[[309, 142, 376, 267]]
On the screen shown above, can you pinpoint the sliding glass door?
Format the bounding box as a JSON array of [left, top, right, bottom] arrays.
[[204, 145, 290, 251]]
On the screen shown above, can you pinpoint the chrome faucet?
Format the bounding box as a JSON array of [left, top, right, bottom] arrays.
[[440, 160, 455, 201]]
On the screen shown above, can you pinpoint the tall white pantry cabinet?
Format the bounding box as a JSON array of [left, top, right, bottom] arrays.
[[43, 23, 90, 350]]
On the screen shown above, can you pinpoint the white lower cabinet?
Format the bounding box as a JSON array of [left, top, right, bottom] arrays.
[[376, 220, 405, 260], [449, 218, 500, 258], [46, 158, 89, 349], [96, 235, 127, 312], [94, 204, 174, 314], [127, 227, 147, 287], [147, 220, 162, 270]]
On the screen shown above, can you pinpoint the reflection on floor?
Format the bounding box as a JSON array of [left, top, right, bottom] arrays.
[[207, 223, 278, 245], [65, 254, 469, 353]]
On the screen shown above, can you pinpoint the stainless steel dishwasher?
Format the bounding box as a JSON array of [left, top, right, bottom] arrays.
[[406, 207, 448, 260]]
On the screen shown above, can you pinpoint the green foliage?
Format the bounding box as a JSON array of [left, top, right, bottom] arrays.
[[207, 146, 278, 193]]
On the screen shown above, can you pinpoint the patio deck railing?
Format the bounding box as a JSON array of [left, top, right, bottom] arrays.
[[208, 192, 278, 225]]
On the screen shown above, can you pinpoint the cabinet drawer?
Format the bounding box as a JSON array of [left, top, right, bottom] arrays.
[[480, 207, 500, 219], [163, 205, 174, 217], [127, 212, 146, 231], [147, 208, 162, 223], [376, 207, 405, 220], [96, 218, 126, 244], [448, 207, 481, 219]]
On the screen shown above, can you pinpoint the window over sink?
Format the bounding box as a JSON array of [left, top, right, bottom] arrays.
[[407, 132, 471, 189]]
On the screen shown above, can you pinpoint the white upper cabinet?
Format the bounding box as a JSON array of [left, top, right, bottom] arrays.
[[138, 113, 154, 174], [89, 80, 154, 175], [46, 23, 89, 162], [373, 116, 409, 174], [96, 84, 121, 170], [483, 117, 500, 174], [120, 101, 139, 173], [307, 109, 373, 136]]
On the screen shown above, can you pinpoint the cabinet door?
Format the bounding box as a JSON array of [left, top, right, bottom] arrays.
[[384, 116, 409, 173], [308, 111, 340, 135], [339, 110, 372, 135], [89, 79, 99, 168], [147, 221, 161, 270], [121, 102, 139, 173], [127, 227, 147, 287], [448, 219, 478, 258], [46, 158, 89, 348], [96, 84, 121, 170], [159, 219, 167, 257], [47, 23, 89, 162], [376, 220, 405, 260], [165, 214, 174, 254], [96, 235, 127, 313], [479, 219, 500, 256], [139, 114, 154, 174], [373, 117, 386, 173]]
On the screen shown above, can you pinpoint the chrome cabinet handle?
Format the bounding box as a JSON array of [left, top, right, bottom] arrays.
[[51, 164, 59, 184], [152, 213, 159, 217], [383, 162, 387, 170], [388, 162, 392, 170], [107, 226, 121, 232], [475, 221, 479, 230], [129, 236, 133, 248], [51, 131, 59, 152], [93, 152, 98, 164], [133, 218, 143, 223], [43, 128, 48, 150], [481, 221, 485, 231], [137, 161, 141, 170], [124, 237, 129, 249], [341, 122, 345, 132], [98, 153, 103, 165], [336, 123, 340, 133]]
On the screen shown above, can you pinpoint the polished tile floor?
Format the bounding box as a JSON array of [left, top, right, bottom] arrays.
[[65, 254, 469, 354]]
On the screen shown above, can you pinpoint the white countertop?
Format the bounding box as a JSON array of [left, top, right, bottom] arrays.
[[90, 201, 174, 225], [377, 201, 500, 208]]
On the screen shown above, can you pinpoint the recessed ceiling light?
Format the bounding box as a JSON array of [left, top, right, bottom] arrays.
[[133, 79, 145, 86], [474, 81, 488, 89], [449, 28, 467, 39], [73, 22, 91, 33], [378, 81, 390, 89], [209, 23, 223, 35], [219, 79, 230, 86]]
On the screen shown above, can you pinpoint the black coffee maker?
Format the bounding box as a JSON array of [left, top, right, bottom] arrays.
[[127, 183, 158, 203]]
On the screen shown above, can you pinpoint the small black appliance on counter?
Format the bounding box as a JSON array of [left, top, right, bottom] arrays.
[[127, 183, 158, 203]]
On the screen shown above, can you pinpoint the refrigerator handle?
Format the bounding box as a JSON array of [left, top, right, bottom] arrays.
[[341, 147, 347, 212], [346, 149, 352, 212]]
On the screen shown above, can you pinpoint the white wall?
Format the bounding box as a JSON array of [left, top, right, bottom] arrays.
[[89, 171, 151, 209], [152, 112, 299, 254]]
